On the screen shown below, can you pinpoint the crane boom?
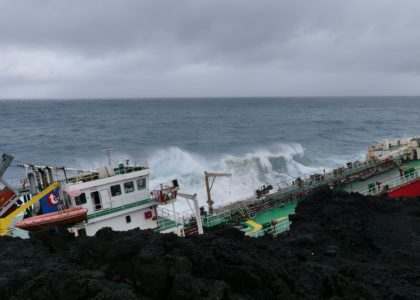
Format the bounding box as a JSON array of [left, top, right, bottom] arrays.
[[204, 171, 232, 214]]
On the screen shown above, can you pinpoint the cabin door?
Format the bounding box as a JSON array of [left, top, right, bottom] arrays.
[[99, 189, 112, 209], [91, 191, 101, 211]]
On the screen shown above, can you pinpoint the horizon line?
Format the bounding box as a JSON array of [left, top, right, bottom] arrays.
[[1, 95, 420, 101]]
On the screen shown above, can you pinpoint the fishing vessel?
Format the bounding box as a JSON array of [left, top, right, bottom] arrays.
[[0, 153, 202, 237], [1, 137, 419, 238]]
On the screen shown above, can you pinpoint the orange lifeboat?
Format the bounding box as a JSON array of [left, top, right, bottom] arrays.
[[14, 207, 87, 231]]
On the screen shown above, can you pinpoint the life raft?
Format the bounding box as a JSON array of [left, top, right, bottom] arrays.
[[14, 207, 88, 231]]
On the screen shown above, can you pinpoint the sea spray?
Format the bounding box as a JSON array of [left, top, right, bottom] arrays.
[[146, 143, 331, 210]]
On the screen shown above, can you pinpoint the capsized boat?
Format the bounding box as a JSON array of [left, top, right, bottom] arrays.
[[0, 151, 205, 238]]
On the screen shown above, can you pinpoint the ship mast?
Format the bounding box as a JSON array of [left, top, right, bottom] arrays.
[[204, 171, 231, 214], [102, 149, 113, 167]]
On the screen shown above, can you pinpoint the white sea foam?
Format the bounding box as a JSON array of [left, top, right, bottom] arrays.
[[65, 143, 349, 212], [145, 143, 327, 210]]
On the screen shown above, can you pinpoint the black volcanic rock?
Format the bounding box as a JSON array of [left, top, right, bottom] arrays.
[[1, 186, 419, 299]]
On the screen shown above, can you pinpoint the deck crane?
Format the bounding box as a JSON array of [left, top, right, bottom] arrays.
[[204, 171, 231, 214]]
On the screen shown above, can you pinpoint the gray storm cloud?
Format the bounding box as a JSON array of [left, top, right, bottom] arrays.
[[0, 0, 420, 98]]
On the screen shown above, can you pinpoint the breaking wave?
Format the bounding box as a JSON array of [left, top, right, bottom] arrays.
[[146, 143, 324, 210]]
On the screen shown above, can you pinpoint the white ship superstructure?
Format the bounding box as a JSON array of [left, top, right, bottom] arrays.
[[4, 156, 196, 236], [61, 164, 165, 236]]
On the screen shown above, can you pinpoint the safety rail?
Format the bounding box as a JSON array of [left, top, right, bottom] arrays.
[[203, 157, 396, 231], [368, 139, 413, 158], [203, 197, 295, 229], [65, 163, 148, 184], [202, 209, 232, 228], [66, 171, 99, 184], [239, 157, 395, 214], [156, 207, 193, 232], [211, 158, 389, 213], [113, 163, 148, 175], [201, 158, 417, 233], [275, 158, 391, 194], [359, 170, 419, 196], [156, 215, 180, 232]]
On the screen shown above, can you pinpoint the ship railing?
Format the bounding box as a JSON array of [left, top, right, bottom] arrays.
[[64, 163, 149, 183], [368, 138, 412, 151], [227, 158, 390, 211], [245, 197, 294, 218], [158, 207, 184, 222], [203, 195, 295, 230], [359, 170, 419, 196], [274, 158, 391, 195], [157, 207, 193, 231], [204, 156, 404, 230], [113, 162, 148, 175], [66, 171, 99, 184], [202, 209, 233, 228], [212, 194, 256, 212], [207, 158, 393, 226], [211, 163, 370, 218], [248, 219, 291, 238]]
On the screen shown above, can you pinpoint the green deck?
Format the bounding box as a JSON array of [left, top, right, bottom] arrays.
[[241, 201, 296, 234], [251, 201, 296, 224]]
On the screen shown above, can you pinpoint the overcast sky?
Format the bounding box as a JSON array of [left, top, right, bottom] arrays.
[[1, 0, 420, 98]]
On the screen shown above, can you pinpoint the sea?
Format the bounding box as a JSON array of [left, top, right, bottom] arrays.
[[1, 97, 419, 209]]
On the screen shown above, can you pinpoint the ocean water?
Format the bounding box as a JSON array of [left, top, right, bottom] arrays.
[[1, 97, 419, 209]]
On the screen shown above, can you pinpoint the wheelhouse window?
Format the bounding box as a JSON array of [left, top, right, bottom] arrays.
[[75, 193, 87, 205], [110, 184, 122, 196], [124, 181, 135, 193], [137, 178, 146, 190]]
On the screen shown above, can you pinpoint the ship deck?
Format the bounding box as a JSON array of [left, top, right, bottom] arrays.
[[342, 160, 420, 194], [251, 201, 296, 224], [242, 201, 296, 236], [243, 161, 420, 237]]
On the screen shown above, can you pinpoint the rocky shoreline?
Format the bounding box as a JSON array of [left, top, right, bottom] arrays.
[[1, 186, 419, 299]]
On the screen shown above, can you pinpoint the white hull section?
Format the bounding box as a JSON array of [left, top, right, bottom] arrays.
[[84, 207, 158, 236]]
